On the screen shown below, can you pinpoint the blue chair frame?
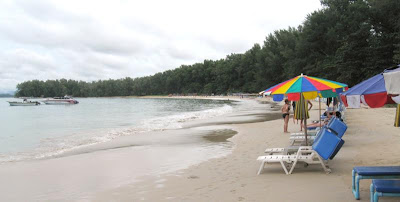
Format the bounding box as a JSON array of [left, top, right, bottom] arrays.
[[370, 180, 400, 202], [352, 166, 400, 200]]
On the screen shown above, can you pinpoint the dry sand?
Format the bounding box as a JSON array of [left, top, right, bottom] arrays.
[[93, 100, 400, 202]]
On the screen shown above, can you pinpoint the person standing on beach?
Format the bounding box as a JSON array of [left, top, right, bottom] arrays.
[[281, 99, 291, 133], [292, 101, 296, 112]]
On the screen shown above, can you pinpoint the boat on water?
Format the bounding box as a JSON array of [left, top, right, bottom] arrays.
[[42, 96, 79, 105], [8, 99, 41, 106]]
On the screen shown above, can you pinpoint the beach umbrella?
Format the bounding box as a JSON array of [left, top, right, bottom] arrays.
[[384, 69, 400, 127], [264, 74, 348, 145], [383, 70, 400, 96], [340, 66, 400, 108], [341, 65, 400, 127]]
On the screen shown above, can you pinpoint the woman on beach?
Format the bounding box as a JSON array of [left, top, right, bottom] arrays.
[[281, 99, 291, 133]]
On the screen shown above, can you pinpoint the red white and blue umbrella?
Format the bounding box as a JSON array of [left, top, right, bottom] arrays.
[[341, 66, 400, 108]]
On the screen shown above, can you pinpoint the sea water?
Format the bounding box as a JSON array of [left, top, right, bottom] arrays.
[[0, 97, 234, 162]]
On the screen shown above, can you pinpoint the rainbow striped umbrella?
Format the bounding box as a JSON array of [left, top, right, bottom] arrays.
[[264, 74, 348, 145], [264, 74, 348, 101]]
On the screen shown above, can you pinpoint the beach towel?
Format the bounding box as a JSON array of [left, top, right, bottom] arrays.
[[384, 71, 400, 94], [346, 95, 361, 108], [294, 95, 310, 120]]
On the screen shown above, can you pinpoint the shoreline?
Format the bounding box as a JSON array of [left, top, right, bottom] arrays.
[[0, 97, 280, 201], [7, 95, 256, 100], [0, 96, 254, 163], [93, 102, 400, 202], [3, 96, 399, 201]]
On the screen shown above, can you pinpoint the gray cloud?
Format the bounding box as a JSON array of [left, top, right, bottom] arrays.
[[0, 0, 322, 93]]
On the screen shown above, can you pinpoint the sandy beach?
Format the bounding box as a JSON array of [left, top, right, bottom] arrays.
[[3, 0, 399, 201], [92, 98, 400, 202], [1, 97, 399, 201]]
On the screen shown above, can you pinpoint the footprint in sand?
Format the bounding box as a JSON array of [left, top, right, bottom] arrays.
[[187, 175, 199, 179]]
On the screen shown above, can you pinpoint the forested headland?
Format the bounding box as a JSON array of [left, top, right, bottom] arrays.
[[0, 94, 13, 98], [15, 0, 400, 97]]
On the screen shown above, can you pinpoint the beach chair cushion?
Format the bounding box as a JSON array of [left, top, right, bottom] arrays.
[[312, 128, 341, 160], [328, 117, 347, 138], [373, 179, 400, 193], [353, 166, 400, 176], [312, 127, 326, 143], [258, 127, 343, 175], [329, 139, 345, 160]]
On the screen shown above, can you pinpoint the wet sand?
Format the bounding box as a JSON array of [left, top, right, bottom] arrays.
[[0, 98, 281, 201], [93, 100, 400, 202]]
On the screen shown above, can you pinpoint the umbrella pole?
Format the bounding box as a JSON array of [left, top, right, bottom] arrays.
[[395, 104, 400, 127], [303, 93, 308, 146], [319, 96, 322, 129]]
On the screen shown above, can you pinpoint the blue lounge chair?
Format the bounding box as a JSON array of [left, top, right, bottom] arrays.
[[352, 166, 400, 199], [270, 118, 347, 154], [370, 180, 400, 202], [270, 127, 325, 154], [289, 117, 347, 145], [307, 126, 318, 130], [257, 128, 344, 175], [290, 116, 339, 137], [326, 117, 347, 138]]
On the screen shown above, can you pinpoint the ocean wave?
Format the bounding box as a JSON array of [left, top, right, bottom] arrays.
[[140, 104, 233, 130], [0, 104, 234, 163]]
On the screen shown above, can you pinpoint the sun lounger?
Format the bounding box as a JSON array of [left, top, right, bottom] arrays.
[[257, 128, 344, 175], [290, 135, 316, 145], [289, 118, 347, 145], [270, 118, 347, 152], [327, 117, 347, 137], [370, 180, 400, 202], [291, 129, 319, 137], [290, 117, 336, 137], [268, 127, 328, 154], [352, 166, 400, 200], [282, 126, 344, 157]]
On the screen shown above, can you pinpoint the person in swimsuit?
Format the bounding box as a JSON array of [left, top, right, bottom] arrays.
[[281, 99, 291, 133]]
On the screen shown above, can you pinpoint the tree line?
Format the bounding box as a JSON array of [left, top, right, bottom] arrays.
[[15, 0, 400, 97], [0, 94, 13, 98]]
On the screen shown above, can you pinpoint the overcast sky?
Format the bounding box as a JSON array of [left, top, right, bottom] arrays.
[[0, 0, 322, 93]]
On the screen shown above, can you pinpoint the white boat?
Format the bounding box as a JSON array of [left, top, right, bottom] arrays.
[[8, 99, 41, 106], [42, 96, 79, 105]]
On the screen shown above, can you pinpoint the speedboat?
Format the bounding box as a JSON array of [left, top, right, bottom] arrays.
[[42, 96, 79, 105], [8, 99, 41, 106]]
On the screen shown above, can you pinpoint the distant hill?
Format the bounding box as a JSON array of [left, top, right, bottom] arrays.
[[0, 94, 14, 98]]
